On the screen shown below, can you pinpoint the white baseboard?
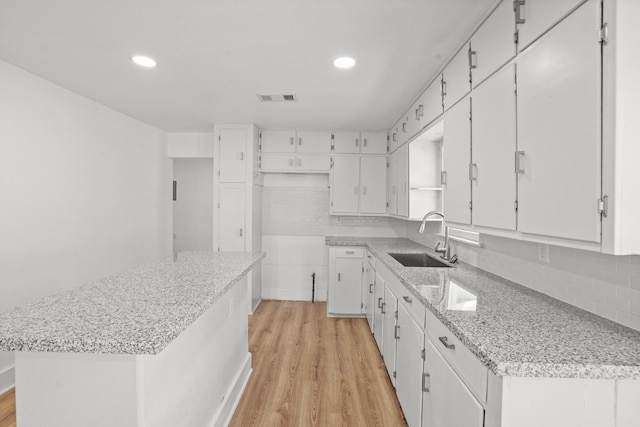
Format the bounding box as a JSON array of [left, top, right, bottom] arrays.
[[0, 365, 15, 395], [213, 353, 252, 427], [261, 288, 327, 302]]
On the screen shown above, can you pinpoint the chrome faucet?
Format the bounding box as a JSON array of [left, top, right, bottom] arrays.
[[418, 211, 456, 262]]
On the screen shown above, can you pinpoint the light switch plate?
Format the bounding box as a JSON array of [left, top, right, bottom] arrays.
[[537, 243, 550, 264]]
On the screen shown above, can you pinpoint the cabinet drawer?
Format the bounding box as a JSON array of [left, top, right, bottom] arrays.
[[335, 247, 364, 258], [426, 310, 487, 402], [397, 288, 426, 330]]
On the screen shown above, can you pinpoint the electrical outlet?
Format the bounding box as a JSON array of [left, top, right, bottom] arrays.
[[537, 243, 550, 264]]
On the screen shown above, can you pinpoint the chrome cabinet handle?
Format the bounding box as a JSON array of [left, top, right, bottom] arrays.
[[515, 151, 525, 174], [394, 325, 400, 339], [346, 250, 354, 254], [290, 136, 294, 145], [422, 373, 430, 392], [363, 138, 368, 147], [514, 0, 526, 25], [441, 171, 447, 185], [338, 273, 341, 281], [381, 302, 386, 314], [442, 80, 447, 96], [439, 336, 455, 350], [392, 133, 397, 142], [240, 152, 244, 161], [369, 283, 374, 293], [355, 138, 359, 147], [239, 228, 243, 237], [298, 137, 302, 145], [378, 297, 383, 309], [403, 296, 412, 304], [469, 163, 478, 181], [468, 49, 477, 69]]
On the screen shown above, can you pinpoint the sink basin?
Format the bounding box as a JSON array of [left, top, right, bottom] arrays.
[[388, 252, 452, 268]]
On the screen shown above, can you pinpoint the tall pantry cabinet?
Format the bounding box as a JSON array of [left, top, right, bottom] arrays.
[[213, 123, 262, 309]]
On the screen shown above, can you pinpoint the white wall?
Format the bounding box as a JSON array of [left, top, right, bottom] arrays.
[[404, 220, 640, 332], [261, 174, 403, 301], [0, 60, 171, 392]]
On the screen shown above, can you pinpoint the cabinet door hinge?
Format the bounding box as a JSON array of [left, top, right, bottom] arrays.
[[514, 29, 519, 45], [469, 200, 473, 210], [514, 200, 518, 211], [386, 202, 389, 208], [218, 135, 221, 141], [395, 310, 398, 319], [331, 201, 334, 207], [362, 266, 364, 273], [361, 303, 364, 309], [598, 195, 608, 218], [599, 23, 609, 45], [421, 348, 425, 360]]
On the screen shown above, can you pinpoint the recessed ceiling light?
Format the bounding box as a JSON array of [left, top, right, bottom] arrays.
[[132, 55, 157, 68], [333, 57, 356, 69]]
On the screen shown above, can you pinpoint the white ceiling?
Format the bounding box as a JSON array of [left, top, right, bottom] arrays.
[[0, 0, 497, 132]]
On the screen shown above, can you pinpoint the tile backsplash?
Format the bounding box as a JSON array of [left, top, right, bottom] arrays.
[[404, 219, 640, 332]]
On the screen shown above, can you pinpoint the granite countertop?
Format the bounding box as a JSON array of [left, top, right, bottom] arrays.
[[0, 251, 265, 355], [327, 236, 640, 380]]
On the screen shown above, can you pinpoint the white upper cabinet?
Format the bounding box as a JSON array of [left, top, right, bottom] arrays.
[[419, 76, 444, 129], [333, 131, 361, 154], [330, 155, 361, 214], [389, 120, 401, 153], [409, 122, 443, 220], [260, 130, 296, 153], [296, 131, 332, 154], [516, 0, 600, 242], [515, 0, 586, 52], [396, 144, 409, 218], [470, 0, 516, 87], [442, 45, 471, 110], [219, 128, 247, 183], [361, 131, 388, 155], [387, 151, 398, 215], [406, 101, 422, 141], [360, 156, 388, 214], [442, 96, 471, 225], [471, 65, 517, 231]]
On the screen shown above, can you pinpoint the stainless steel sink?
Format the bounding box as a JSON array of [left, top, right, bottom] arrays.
[[388, 252, 452, 268]]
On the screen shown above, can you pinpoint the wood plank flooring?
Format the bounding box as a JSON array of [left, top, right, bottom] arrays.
[[230, 301, 407, 426], [0, 388, 16, 427], [0, 301, 406, 427]]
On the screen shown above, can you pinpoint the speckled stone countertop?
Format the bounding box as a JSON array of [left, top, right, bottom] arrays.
[[0, 251, 265, 355], [327, 237, 640, 380]]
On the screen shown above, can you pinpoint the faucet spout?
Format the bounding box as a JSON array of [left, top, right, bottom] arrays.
[[418, 210, 444, 233]]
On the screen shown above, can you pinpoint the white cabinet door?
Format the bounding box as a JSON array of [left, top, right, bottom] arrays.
[[419, 77, 443, 129], [389, 120, 401, 153], [218, 188, 245, 251], [382, 284, 398, 385], [260, 130, 296, 153], [363, 260, 374, 318], [387, 152, 398, 215], [423, 339, 484, 427], [516, 0, 585, 51], [361, 131, 388, 155], [333, 131, 361, 154], [330, 258, 363, 314], [219, 128, 247, 183], [442, 96, 471, 224], [406, 101, 422, 141], [470, 0, 516, 87], [330, 155, 360, 214], [396, 303, 424, 427], [373, 271, 385, 350], [259, 154, 295, 172], [360, 156, 387, 214], [296, 131, 332, 154], [516, 1, 600, 242], [397, 144, 409, 217], [471, 65, 517, 231], [296, 155, 331, 172], [443, 44, 471, 110]]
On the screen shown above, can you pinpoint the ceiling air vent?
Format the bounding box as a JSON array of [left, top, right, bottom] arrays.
[[257, 94, 298, 102]]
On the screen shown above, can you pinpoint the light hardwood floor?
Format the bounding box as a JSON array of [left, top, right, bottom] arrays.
[[230, 300, 407, 426], [0, 301, 406, 427], [0, 388, 16, 427]]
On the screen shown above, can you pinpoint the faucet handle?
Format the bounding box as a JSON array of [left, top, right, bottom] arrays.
[[434, 242, 446, 254], [449, 254, 458, 264]]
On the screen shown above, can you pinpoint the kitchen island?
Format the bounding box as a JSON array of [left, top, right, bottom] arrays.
[[327, 237, 640, 427], [0, 251, 265, 427]]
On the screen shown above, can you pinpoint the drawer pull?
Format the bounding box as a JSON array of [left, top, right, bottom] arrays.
[[345, 250, 354, 254], [338, 273, 341, 281], [422, 373, 430, 392], [438, 336, 455, 350], [394, 325, 400, 339], [378, 297, 383, 309], [381, 302, 386, 314], [403, 296, 412, 304], [369, 283, 374, 293]]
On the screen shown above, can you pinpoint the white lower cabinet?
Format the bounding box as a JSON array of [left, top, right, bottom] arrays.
[[396, 302, 425, 427], [327, 247, 364, 316], [382, 284, 398, 384], [373, 270, 385, 350], [423, 339, 484, 427]]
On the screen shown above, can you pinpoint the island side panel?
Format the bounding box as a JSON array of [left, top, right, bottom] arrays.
[[13, 274, 252, 427], [15, 352, 139, 427], [141, 274, 251, 427]]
